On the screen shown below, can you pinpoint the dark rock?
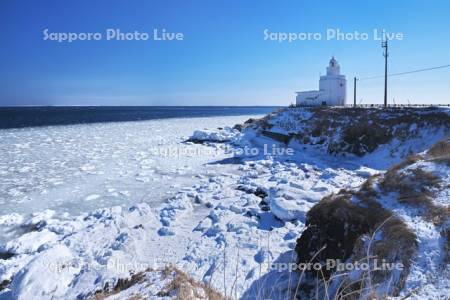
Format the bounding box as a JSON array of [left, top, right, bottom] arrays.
[[0, 279, 11, 292], [233, 124, 243, 132], [0, 251, 14, 260], [261, 131, 291, 144]]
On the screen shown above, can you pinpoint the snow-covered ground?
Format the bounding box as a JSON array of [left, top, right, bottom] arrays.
[[0, 109, 448, 299], [0, 118, 372, 299]]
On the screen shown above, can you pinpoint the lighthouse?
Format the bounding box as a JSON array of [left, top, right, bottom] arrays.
[[295, 57, 347, 106]]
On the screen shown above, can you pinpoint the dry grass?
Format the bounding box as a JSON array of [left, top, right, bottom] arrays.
[[157, 266, 225, 300], [295, 166, 418, 298], [341, 123, 393, 156], [363, 218, 416, 296], [294, 208, 416, 299], [325, 212, 416, 299], [382, 168, 440, 197], [296, 189, 414, 262], [426, 137, 450, 165], [281, 106, 450, 156], [239, 114, 275, 132], [91, 266, 225, 300], [311, 118, 332, 138], [92, 271, 147, 300], [442, 228, 450, 266], [380, 155, 449, 225], [296, 141, 450, 297], [235, 106, 450, 157], [385, 154, 423, 174]]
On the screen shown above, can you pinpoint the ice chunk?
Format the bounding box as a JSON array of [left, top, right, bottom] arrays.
[[3, 229, 58, 255], [269, 190, 314, 222], [189, 127, 240, 143], [84, 194, 101, 201]]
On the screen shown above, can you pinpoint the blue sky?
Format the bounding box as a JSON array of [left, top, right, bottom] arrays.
[[0, 0, 449, 106]]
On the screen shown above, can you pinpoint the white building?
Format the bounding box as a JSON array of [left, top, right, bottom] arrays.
[[295, 57, 346, 106]]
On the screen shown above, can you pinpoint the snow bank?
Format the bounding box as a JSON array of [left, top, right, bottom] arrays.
[[189, 127, 240, 143], [3, 230, 58, 255], [11, 245, 78, 300], [0, 204, 161, 299]]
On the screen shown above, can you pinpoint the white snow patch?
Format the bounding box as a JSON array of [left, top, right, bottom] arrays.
[[190, 126, 241, 143]]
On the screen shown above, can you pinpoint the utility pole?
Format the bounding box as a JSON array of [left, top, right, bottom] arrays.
[[353, 77, 357, 107], [382, 38, 388, 107]]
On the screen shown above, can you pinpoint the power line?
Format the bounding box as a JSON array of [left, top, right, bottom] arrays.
[[358, 63, 450, 81]]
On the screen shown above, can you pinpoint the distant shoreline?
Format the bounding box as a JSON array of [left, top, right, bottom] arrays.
[[0, 106, 279, 129]]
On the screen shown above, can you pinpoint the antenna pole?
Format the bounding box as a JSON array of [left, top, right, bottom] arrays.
[[353, 77, 357, 107], [382, 38, 389, 107]]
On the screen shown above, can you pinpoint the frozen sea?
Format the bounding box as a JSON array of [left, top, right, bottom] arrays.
[[0, 106, 275, 217]]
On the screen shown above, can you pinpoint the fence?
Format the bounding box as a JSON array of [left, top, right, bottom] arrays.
[[291, 103, 450, 108]]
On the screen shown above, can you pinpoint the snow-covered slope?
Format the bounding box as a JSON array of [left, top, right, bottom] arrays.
[[240, 106, 450, 168], [294, 138, 450, 299]]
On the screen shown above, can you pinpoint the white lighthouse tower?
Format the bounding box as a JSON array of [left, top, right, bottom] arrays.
[[295, 57, 347, 106]]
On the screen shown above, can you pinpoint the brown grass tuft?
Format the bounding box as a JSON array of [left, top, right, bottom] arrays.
[[295, 165, 419, 298], [442, 228, 450, 265], [426, 138, 450, 165], [380, 158, 449, 225], [92, 266, 225, 300], [92, 271, 147, 300], [157, 266, 225, 300]]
